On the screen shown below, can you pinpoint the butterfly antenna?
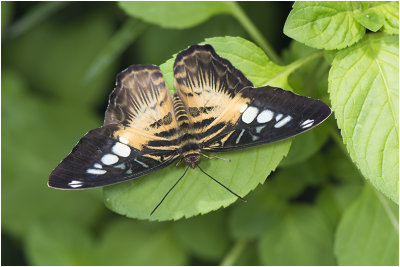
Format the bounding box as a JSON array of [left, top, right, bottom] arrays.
[[150, 166, 190, 216], [197, 165, 246, 202]]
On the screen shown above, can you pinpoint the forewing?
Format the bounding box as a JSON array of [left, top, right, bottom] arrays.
[[49, 125, 179, 189], [202, 86, 332, 152], [49, 65, 181, 189], [173, 44, 253, 135]]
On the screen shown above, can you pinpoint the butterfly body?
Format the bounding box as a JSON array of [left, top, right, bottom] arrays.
[[48, 44, 331, 191]]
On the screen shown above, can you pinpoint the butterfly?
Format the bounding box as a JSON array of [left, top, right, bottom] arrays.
[[48, 44, 331, 214]]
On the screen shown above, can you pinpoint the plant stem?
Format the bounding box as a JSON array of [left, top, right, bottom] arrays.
[[84, 18, 147, 83], [7, 2, 68, 39], [265, 50, 323, 86], [220, 239, 247, 266], [226, 1, 282, 64]]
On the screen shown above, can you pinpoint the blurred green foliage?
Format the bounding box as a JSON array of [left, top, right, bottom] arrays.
[[2, 1, 398, 266]]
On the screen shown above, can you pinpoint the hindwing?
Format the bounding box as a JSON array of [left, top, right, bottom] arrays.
[[202, 86, 332, 152], [173, 45, 252, 137]]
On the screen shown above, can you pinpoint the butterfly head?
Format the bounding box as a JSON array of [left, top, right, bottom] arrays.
[[184, 153, 200, 169]]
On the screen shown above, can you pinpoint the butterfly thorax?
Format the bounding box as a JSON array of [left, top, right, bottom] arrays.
[[173, 93, 201, 168]]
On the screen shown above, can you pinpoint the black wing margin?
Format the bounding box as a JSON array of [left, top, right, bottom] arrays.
[[202, 86, 332, 152], [48, 125, 179, 189]]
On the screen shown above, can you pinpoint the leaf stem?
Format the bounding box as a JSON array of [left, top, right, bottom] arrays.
[[84, 18, 147, 83], [6, 2, 68, 39], [220, 239, 247, 266], [226, 2, 282, 64], [266, 50, 323, 86]]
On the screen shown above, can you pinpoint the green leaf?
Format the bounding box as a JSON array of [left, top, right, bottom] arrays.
[[118, 1, 230, 29], [104, 36, 319, 221], [96, 219, 188, 265], [25, 218, 188, 265], [229, 156, 328, 240], [379, 1, 399, 34], [258, 204, 336, 265], [228, 183, 287, 240], [334, 183, 399, 265], [316, 184, 363, 229], [172, 211, 230, 261], [353, 7, 385, 32], [26, 220, 95, 265], [2, 70, 104, 239], [325, 146, 364, 184], [284, 2, 366, 50], [329, 33, 399, 203], [280, 125, 329, 167]]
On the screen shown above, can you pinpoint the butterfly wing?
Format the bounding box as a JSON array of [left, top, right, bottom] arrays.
[[202, 85, 331, 152], [173, 44, 253, 137], [173, 44, 331, 153], [48, 65, 181, 189]]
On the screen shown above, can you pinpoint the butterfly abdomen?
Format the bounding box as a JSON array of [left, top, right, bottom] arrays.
[[173, 93, 201, 168]]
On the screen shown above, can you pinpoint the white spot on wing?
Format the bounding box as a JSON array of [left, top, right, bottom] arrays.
[[275, 113, 283, 121], [68, 180, 83, 188], [257, 109, 274, 123], [112, 142, 131, 157], [119, 137, 129, 144], [101, 154, 119, 165], [240, 104, 248, 113], [274, 115, 292, 128], [235, 129, 245, 144], [86, 168, 107, 175], [93, 163, 102, 169], [242, 106, 258, 124], [301, 119, 314, 128]]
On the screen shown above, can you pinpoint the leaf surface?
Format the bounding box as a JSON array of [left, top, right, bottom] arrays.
[[334, 184, 399, 265], [258, 204, 336, 265], [2, 70, 104, 239], [329, 33, 399, 202], [118, 1, 230, 29], [284, 2, 366, 49]]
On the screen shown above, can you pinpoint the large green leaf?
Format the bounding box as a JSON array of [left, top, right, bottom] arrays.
[[118, 1, 230, 29], [329, 33, 399, 203], [334, 183, 399, 265], [284, 2, 398, 50], [104, 36, 322, 221], [258, 204, 336, 265]]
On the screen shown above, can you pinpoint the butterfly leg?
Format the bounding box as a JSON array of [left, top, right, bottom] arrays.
[[200, 153, 231, 163]]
